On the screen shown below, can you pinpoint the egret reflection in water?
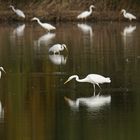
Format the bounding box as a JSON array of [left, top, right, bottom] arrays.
[[49, 54, 68, 65], [78, 23, 93, 36], [36, 32, 56, 47], [12, 24, 25, 37], [64, 94, 111, 111], [122, 25, 136, 36], [0, 101, 4, 121], [0, 67, 6, 79]]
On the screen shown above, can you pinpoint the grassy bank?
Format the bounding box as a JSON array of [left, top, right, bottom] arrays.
[[0, 0, 140, 22]]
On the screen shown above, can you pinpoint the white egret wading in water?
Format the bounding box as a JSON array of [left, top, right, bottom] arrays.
[[121, 9, 136, 21], [31, 17, 56, 32], [0, 67, 6, 79], [77, 5, 95, 20], [9, 5, 25, 18], [49, 44, 68, 55], [64, 74, 111, 95]]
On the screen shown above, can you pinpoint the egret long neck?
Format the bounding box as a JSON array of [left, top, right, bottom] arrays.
[[11, 6, 16, 12], [75, 76, 87, 82], [89, 7, 93, 13], [36, 19, 43, 26], [123, 10, 126, 16]]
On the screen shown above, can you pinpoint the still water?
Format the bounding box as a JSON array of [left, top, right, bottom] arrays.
[[0, 21, 139, 140]]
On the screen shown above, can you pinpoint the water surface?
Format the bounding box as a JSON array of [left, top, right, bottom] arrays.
[[0, 21, 139, 140]]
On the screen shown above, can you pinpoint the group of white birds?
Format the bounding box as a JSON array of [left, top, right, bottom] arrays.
[[9, 5, 137, 33], [8, 4, 137, 95]]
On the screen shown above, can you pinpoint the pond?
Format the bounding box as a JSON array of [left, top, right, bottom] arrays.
[[0, 21, 139, 140]]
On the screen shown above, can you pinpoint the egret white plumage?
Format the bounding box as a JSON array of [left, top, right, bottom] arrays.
[[31, 17, 56, 32], [0, 67, 6, 79], [64, 74, 111, 95], [77, 5, 95, 20], [121, 9, 136, 21], [9, 5, 25, 18], [49, 44, 68, 54]]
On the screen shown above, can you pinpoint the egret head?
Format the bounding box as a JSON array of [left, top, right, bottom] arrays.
[[9, 5, 14, 8], [121, 9, 125, 13], [0, 67, 6, 73], [64, 75, 78, 84], [90, 5, 95, 9], [62, 44, 68, 52], [31, 17, 38, 21]]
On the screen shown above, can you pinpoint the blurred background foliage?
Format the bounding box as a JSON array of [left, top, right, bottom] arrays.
[[0, 0, 140, 21]]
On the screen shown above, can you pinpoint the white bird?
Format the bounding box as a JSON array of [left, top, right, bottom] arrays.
[[64, 95, 111, 111], [31, 17, 56, 32], [64, 74, 111, 95], [0, 67, 6, 79], [49, 44, 68, 55], [9, 5, 25, 18], [77, 5, 95, 20], [121, 9, 136, 21]]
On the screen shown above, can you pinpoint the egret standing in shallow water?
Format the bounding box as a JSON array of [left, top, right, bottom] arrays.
[[121, 9, 136, 21], [64, 74, 111, 95], [77, 5, 95, 20], [9, 5, 25, 18], [0, 67, 6, 79], [31, 17, 56, 32]]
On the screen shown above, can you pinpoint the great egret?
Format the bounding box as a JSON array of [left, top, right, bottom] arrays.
[[64, 74, 111, 95], [49, 44, 68, 55], [77, 5, 95, 20], [9, 5, 25, 18], [0, 67, 6, 79], [121, 9, 136, 21], [31, 17, 56, 32]]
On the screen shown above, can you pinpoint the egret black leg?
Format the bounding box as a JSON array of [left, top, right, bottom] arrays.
[[96, 83, 101, 91]]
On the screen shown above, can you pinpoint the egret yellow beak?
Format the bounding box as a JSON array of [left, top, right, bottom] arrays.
[[64, 96, 69, 101], [64, 80, 69, 84], [65, 46, 68, 52]]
